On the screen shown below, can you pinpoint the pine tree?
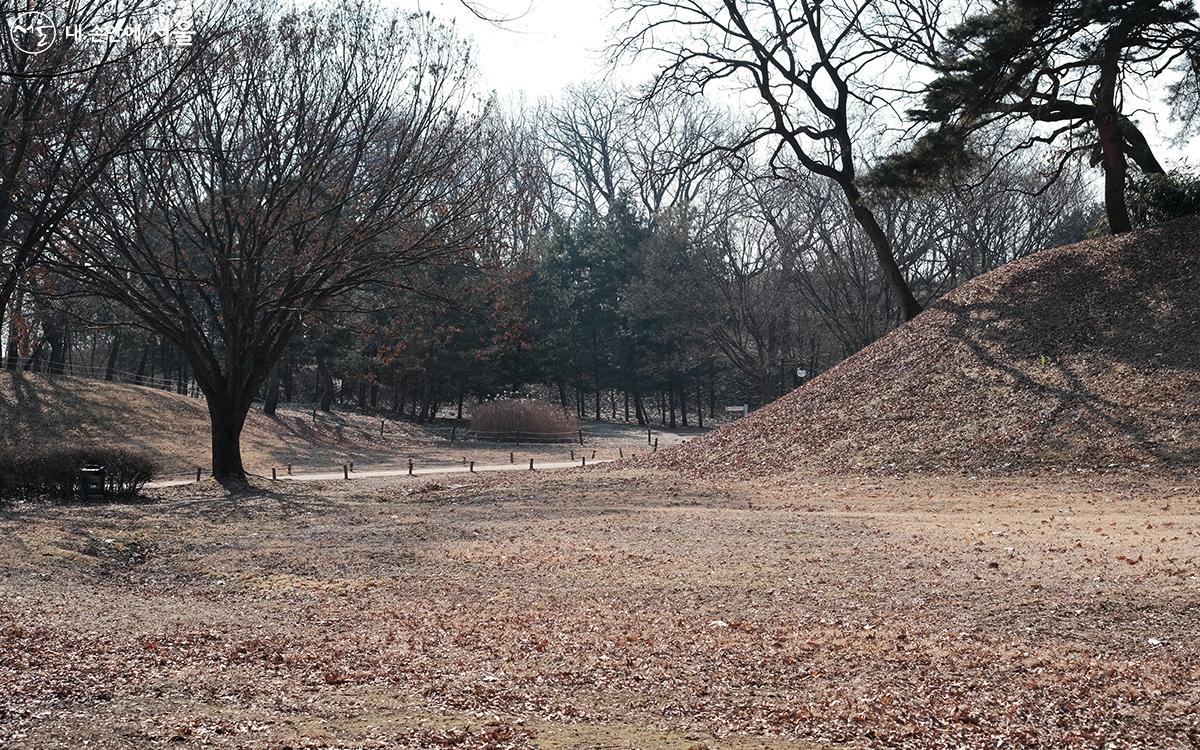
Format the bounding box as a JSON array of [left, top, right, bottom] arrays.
[[877, 0, 1198, 233]]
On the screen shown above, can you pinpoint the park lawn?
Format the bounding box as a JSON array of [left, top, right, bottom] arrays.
[[1, 469, 1198, 749]]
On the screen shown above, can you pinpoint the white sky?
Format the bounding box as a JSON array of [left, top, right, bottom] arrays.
[[397, 0, 1195, 166], [399, 0, 628, 101]]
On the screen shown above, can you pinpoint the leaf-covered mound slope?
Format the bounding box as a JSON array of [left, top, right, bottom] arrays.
[[0, 373, 434, 473], [652, 215, 1200, 477]]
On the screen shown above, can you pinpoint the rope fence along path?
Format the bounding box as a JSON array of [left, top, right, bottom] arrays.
[[3, 356, 199, 396], [146, 429, 684, 488], [147, 455, 625, 488]]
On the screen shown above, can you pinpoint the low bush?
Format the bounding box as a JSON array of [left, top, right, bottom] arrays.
[[1128, 168, 1200, 227], [0, 447, 158, 503], [469, 400, 578, 440]]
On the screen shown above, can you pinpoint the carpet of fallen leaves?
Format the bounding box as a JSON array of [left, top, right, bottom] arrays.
[[644, 216, 1200, 479], [2, 469, 1199, 749]]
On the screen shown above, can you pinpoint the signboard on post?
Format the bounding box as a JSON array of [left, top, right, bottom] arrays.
[[725, 404, 750, 417]]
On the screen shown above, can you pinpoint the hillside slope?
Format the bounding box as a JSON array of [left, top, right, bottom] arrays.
[[0, 374, 435, 476], [652, 216, 1200, 477]]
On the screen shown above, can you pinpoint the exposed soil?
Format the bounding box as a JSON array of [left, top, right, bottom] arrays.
[[3, 470, 1198, 749], [646, 216, 1200, 478]]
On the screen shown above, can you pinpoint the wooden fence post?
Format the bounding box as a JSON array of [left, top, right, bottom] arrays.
[[343, 465, 349, 480], [272, 468, 277, 480]]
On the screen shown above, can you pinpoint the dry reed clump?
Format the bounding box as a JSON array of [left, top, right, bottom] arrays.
[[469, 400, 578, 439]]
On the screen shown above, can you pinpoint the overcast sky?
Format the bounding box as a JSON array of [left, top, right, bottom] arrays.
[[398, 0, 1195, 166], [400, 0, 624, 100]]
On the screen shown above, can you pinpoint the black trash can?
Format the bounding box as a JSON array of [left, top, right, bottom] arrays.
[[79, 465, 105, 500]]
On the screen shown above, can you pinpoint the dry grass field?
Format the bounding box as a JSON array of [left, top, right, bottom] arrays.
[[3, 468, 1198, 749]]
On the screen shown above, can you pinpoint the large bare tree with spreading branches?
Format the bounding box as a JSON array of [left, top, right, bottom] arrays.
[[1, 0, 217, 368], [614, 0, 926, 321], [53, 1, 490, 480]]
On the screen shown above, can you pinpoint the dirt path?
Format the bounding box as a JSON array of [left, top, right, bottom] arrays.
[[149, 458, 615, 488]]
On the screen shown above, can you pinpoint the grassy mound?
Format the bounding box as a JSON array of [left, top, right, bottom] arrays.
[[651, 216, 1200, 477], [0, 373, 434, 475]]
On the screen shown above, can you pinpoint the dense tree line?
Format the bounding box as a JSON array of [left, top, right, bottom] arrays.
[[2, 0, 1195, 478]]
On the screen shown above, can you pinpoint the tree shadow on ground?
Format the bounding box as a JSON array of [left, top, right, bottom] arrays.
[[932, 224, 1199, 466]]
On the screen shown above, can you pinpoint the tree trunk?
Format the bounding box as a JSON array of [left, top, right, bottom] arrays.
[[316, 352, 335, 412], [1094, 43, 1132, 233], [633, 391, 646, 426], [104, 331, 122, 381], [759, 373, 773, 408], [843, 183, 923, 321], [208, 398, 248, 480], [696, 382, 704, 429], [283, 358, 293, 403], [43, 316, 67, 375], [3, 288, 23, 371], [679, 386, 689, 427], [134, 345, 151, 385], [263, 366, 281, 416], [1118, 115, 1164, 175], [418, 382, 434, 423]]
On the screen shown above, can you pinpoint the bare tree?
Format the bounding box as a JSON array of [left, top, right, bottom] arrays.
[[53, 2, 489, 480], [540, 86, 735, 223], [540, 85, 636, 216], [1, 0, 216, 368], [614, 0, 925, 320]]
